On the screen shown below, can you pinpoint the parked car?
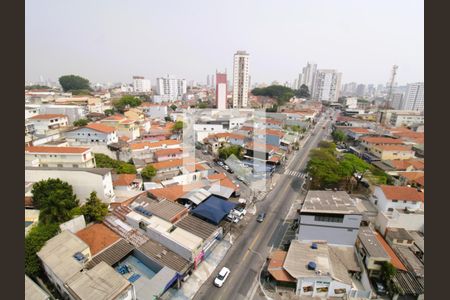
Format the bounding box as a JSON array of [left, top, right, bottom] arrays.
[[214, 267, 231, 288], [217, 161, 224, 167], [233, 207, 247, 219], [372, 279, 386, 295], [257, 212, 266, 223]]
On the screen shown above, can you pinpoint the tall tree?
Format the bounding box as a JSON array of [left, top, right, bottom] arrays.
[[59, 75, 91, 92], [94, 153, 137, 174], [38, 189, 79, 224], [31, 178, 78, 209], [112, 95, 142, 112], [73, 118, 89, 127], [141, 165, 157, 181], [331, 129, 346, 144], [295, 84, 311, 98], [81, 192, 108, 223]]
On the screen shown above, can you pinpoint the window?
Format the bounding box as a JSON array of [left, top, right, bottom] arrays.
[[314, 214, 344, 223], [392, 200, 398, 203], [388, 208, 394, 212], [403, 200, 408, 203], [73, 164, 79, 168], [42, 164, 48, 167]]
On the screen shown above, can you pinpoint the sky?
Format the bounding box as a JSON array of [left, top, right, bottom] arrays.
[[25, 0, 424, 86]]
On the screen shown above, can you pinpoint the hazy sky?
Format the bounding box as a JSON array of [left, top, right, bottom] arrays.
[[26, 0, 424, 85]]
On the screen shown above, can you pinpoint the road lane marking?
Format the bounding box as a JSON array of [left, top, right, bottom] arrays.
[[242, 230, 263, 262]]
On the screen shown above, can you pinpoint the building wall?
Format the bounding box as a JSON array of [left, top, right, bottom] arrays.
[[64, 128, 118, 145], [312, 70, 342, 102], [402, 82, 424, 111], [25, 151, 96, 168], [390, 114, 424, 127], [30, 116, 69, 134], [371, 187, 422, 213], [375, 210, 424, 235], [297, 214, 362, 246], [370, 148, 415, 160], [39, 105, 87, 124], [297, 277, 351, 298], [25, 169, 115, 204], [232, 51, 250, 108], [142, 106, 168, 119]]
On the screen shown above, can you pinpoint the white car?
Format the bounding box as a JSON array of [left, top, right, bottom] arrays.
[[214, 267, 231, 287], [233, 207, 247, 218]]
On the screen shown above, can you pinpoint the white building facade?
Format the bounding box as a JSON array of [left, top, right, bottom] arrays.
[[156, 75, 187, 101], [232, 51, 250, 108], [299, 62, 318, 95], [402, 82, 424, 111], [312, 70, 342, 102], [133, 76, 151, 93]]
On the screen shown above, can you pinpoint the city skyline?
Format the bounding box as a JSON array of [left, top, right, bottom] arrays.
[[26, 0, 423, 85]]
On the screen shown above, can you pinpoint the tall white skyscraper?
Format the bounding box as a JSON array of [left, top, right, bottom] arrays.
[[232, 51, 250, 108], [299, 62, 318, 94], [156, 75, 187, 101], [132, 76, 151, 93], [312, 69, 342, 102], [402, 82, 424, 111]]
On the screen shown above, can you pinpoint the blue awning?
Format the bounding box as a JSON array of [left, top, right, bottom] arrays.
[[191, 196, 237, 225]]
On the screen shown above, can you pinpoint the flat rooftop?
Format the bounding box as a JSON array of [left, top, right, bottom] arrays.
[[37, 230, 90, 282], [65, 261, 131, 300], [301, 191, 360, 215], [358, 227, 390, 259], [175, 214, 219, 240]]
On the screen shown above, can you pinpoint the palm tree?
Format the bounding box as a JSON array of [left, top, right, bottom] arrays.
[[39, 190, 78, 224]]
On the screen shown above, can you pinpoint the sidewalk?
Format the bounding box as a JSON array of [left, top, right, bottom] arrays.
[[164, 238, 232, 300]]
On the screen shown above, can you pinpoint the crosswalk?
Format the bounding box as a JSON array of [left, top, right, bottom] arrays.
[[255, 191, 268, 201], [284, 169, 307, 179]]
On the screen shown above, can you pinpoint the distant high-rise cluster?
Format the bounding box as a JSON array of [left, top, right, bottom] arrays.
[[402, 82, 424, 111], [132, 76, 151, 93], [297, 62, 342, 102], [232, 51, 250, 108], [156, 75, 187, 101]]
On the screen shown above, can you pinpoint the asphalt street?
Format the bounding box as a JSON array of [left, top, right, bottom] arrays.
[[193, 111, 336, 300]]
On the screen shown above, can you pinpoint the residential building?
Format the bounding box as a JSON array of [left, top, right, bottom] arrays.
[[370, 185, 424, 213], [369, 145, 415, 161], [391, 93, 404, 110], [112, 174, 143, 191], [25, 146, 96, 168], [312, 69, 342, 102], [132, 76, 151, 93], [216, 72, 227, 110], [389, 112, 424, 127], [156, 75, 187, 101], [37, 104, 87, 124], [356, 227, 391, 277], [140, 103, 168, 119], [154, 148, 184, 162], [25, 167, 115, 204], [345, 97, 358, 109], [65, 261, 135, 300], [359, 136, 404, 151], [37, 230, 92, 299], [64, 123, 118, 145], [283, 240, 361, 298], [297, 191, 362, 246], [298, 62, 317, 95], [402, 82, 424, 111], [375, 208, 424, 235], [232, 51, 250, 108], [25, 275, 51, 300], [99, 115, 140, 140], [28, 114, 69, 134], [25, 106, 40, 120]]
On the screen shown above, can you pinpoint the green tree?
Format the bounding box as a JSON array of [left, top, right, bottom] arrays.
[[59, 75, 91, 92], [104, 109, 115, 116], [81, 192, 108, 223], [94, 153, 137, 174], [113, 95, 142, 112], [170, 104, 177, 111], [294, 84, 310, 98], [73, 118, 89, 127], [331, 129, 346, 144], [219, 145, 243, 160], [172, 121, 185, 133], [141, 165, 157, 181], [380, 262, 398, 295], [290, 125, 301, 132], [25, 85, 51, 90], [39, 189, 79, 224], [307, 147, 342, 188], [31, 178, 78, 209], [197, 102, 208, 109], [25, 223, 60, 278], [251, 85, 295, 106]]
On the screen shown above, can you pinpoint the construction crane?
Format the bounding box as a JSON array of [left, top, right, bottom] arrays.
[[385, 65, 398, 109]]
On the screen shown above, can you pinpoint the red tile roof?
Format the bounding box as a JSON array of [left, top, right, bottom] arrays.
[[380, 185, 424, 202], [268, 251, 296, 283], [399, 172, 425, 186], [85, 123, 116, 133], [148, 182, 205, 201], [25, 146, 90, 154], [29, 114, 66, 119], [75, 224, 120, 256], [103, 114, 126, 121], [388, 159, 425, 171], [113, 174, 137, 186], [374, 232, 407, 271], [361, 136, 404, 145], [154, 148, 183, 157], [373, 145, 412, 151], [348, 127, 370, 134]]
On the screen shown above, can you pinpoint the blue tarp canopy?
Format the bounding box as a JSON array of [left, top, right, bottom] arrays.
[[191, 196, 237, 225]]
